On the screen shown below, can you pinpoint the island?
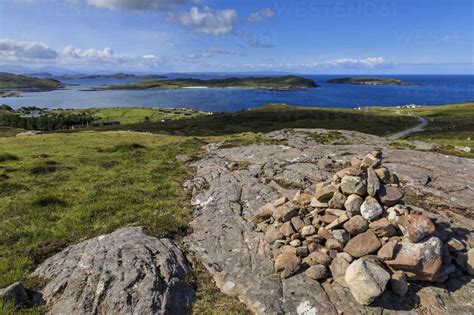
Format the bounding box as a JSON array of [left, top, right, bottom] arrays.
[[56, 73, 166, 80], [90, 75, 319, 91], [326, 77, 419, 86], [0, 72, 65, 97]]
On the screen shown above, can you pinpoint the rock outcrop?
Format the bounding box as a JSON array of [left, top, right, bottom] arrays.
[[183, 129, 474, 314], [33, 227, 195, 314]]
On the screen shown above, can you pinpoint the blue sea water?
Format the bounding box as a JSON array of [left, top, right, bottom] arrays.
[[3, 75, 473, 112]]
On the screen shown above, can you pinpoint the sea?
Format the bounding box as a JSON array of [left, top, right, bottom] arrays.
[[2, 74, 473, 112]]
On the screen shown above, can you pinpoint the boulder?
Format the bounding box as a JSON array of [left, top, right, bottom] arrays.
[[301, 225, 317, 237], [446, 238, 466, 252], [325, 214, 349, 230], [367, 167, 380, 196], [305, 265, 330, 280], [374, 167, 391, 184], [345, 258, 390, 305], [275, 252, 301, 273], [273, 204, 298, 222], [360, 196, 383, 221], [326, 239, 343, 251], [315, 182, 338, 202], [318, 227, 334, 240], [303, 251, 332, 266], [344, 194, 364, 215], [369, 218, 397, 238], [280, 221, 296, 237], [281, 260, 301, 279], [33, 227, 195, 315], [360, 153, 381, 170], [290, 216, 305, 232], [385, 237, 443, 281], [377, 185, 404, 207], [377, 240, 398, 260], [328, 191, 347, 209], [253, 203, 275, 223], [343, 215, 369, 235], [467, 248, 474, 276], [397, 214, 435, 242], [265, 225, 285, 244], [320, 213, 338, 224], [390, 271, 408, 296], [332, 229, 350, 245], [329, 256, 351, 287], [0, 282, 31, 309], [344, 230, 382, 258], [340, 176, 367, 196]]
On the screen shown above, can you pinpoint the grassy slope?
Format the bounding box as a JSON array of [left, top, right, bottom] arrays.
[[0, 73, 64, 91], [0, 130, 268, 313], [100, 75, 318, 90], [1, 103, 471, 313], [107, 104, 418, 137], [57, 107, 203, 125], [326, 77, 417, 86], [368, 102, 474, 157]]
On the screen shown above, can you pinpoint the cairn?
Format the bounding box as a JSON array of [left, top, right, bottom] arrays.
[[253, 150, 474, 305]]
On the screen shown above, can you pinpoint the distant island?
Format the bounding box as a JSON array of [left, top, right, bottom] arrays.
[[0, 72, 65, 97], [91, 75, 319, 91], [326, 77, 419, 86], [56, 73, 166, 80]]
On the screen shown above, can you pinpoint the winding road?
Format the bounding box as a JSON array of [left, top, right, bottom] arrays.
[[388, 115, 428, 140]]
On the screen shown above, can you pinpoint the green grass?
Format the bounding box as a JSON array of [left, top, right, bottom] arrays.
[[104, 104, 418, 137], [98, 75, 318, 90], [0, 130, 267, 313], [65, 107, 203, 124], [0, 73, 64, 91]]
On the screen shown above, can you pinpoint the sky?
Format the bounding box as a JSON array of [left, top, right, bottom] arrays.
[[0, 0, 473, 74]]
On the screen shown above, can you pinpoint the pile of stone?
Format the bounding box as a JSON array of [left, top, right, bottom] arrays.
[[253, 150, 474, 305]]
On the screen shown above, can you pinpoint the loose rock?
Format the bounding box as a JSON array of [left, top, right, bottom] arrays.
[[390, 271, 408, 296], [397, 214, 436, 242], [329, 256, 351, 287], [305, 265, 330, 280], [273, 204, 298, 222], [367, 167, 380, 197], [360, 196, 383, 221], [377, 185, 404, 207], [341, 176, 367, 196], [328, 191, 347, 209], [343, 215, 369, 235], [344, 230, 382, 258], [275, 252, 301, 273], [369, 218, 397, 238], [385, 237, 443, 281], [345, 258, 390, 305], [344, 194, 364, 215]]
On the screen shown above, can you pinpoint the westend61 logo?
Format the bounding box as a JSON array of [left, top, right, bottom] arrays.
[[272, 0, 398, 18]]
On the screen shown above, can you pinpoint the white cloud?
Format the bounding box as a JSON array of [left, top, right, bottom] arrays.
[[62, 45, 116, 62], [247, 8, 274, 23], [325, 57, 388, 68], [174, 6, 238, 35], [183, 47, 246, 62], [86, 0, 195, 10], [0, 39, 58, 61], [142, 54, 161, 62]]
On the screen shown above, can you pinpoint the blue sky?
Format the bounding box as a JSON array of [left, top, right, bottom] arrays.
[[0, 0, 472, 73]]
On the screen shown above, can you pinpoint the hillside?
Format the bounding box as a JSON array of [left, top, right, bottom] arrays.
[[0, 72, 65, 92], [326, 77, 419, 86], [56, 73, 165, 80], [95, 75, 319, 91]]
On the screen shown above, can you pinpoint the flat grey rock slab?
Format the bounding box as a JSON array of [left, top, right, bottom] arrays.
[[184, 128, 474, 314], [34, 227, 194, 315]]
